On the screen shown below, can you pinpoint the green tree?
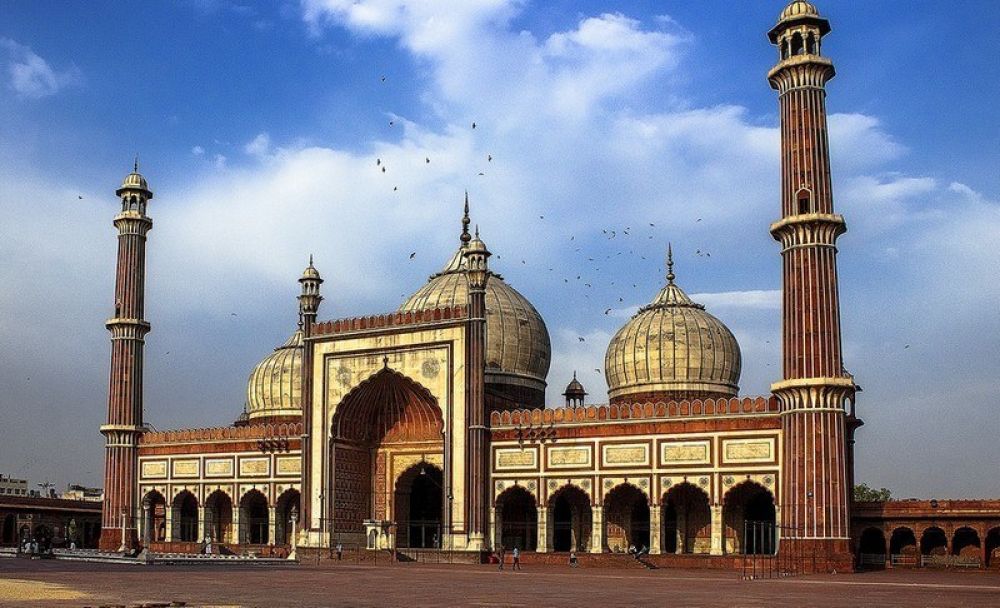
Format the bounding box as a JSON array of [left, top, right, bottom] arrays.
[[853, 483, 892, 502]]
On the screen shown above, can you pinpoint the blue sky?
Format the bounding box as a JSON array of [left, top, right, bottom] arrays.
[[1, 1, 998, 498]]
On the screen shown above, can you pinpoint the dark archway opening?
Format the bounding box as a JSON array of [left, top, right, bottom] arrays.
[[2, 514, 16, 545], [497, 486, 537, 551], [723, 482, 776, 555], [551, 486, 592, 552], [204, 491, 233, 544], [858, 527, 887, 569], [952, 527, 981, 557], [143, 490, 167, 543], [662, 483, 711, 554], [889, 527, 917, 555], [920, 527, 947, 556], [240, 490, 269, 545], [275, 489, 300, 546], [985, 528, 1000, 568], [605, 484, 650, 552], [172, 491, 199, 543], [394, 464, 443, 549]]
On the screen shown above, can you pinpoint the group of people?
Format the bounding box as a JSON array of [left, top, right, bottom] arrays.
[[18, 537, 53, 557], [494, 545, 522, 570]]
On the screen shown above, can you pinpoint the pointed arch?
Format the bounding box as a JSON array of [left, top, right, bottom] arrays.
[[171, 490, 199, 543], [142, 489, 167, 543], [722, 481, 775, 555], [549, 484, 592, 552], [496, 485, 537, 551], [274, 488, 300, 545], [394, 462, 443, 549], [239, 489, 269, 545], [204, 489, 233, 544], [604, 482, 650, 552], [661, 482, 711, 555], [332, 367, 443, 445]]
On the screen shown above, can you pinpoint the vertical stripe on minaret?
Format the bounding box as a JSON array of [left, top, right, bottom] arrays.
[[99, 164, 153, 551], [767, 2, 857, 571], [463, 225, 490, 551]]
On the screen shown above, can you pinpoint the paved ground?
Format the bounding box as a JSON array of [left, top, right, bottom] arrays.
[[2, 559, 1000, 607]]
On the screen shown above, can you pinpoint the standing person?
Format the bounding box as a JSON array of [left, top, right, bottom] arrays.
[[512, 546, 521, 571], [569, 550, 578, 568], [336, 542, 343, 561], [497, 544, 505, 571]]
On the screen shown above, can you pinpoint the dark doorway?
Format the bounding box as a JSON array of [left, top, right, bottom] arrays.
[[605, 484, 650, 552], [551, 485, 592, 552], [240, 490, 269, 545], [395, 464, 443, 549], [173, 491, 199, 543], [497, 486, 537, 551], [204, 491, 233, 544]]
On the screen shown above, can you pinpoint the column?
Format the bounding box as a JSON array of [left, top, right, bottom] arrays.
[[164, 507, 173, 543], [536, 507, 548, 553], [268, 506, 277, 545], [710, 504, 723, 556], [590, 506, 604, 553], [649, 503, 661, 554], [490, 506, 499, 550], [198, 506, 208, 543], [676, 509, 687, 554], [141, 499, 151, 548], [231, 506, 241, 545]]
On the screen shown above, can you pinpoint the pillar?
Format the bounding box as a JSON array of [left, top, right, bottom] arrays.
[[536, 507, 548, 553], [646, 503, 658, 554], [490, 506, 499, 549], [710, 504, 723, 556], [164, 506, 173, 543], [198, 506, 207, 543], [141, 498, 151, 549], [268, 506, 277, 545], [231, 506, 241, 545], [591, 506, 604, 553]]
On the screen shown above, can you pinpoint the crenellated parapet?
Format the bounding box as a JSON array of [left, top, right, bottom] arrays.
[[140, 421, 303, 445], [311, 305, 467, 336], [490, 395, 777, 428]]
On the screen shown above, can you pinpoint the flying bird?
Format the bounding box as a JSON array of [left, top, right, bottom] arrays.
[[478, 172, 485, 176], [472, 122, 477, 129], [389, 120, 394, 127], [487, 154, 492, 162], [377, 158, 381, 165], [425, 157, 430, 163], [578, 337, 585, 342], [381, 166, 386, 173], [78, 195, 83, 200], [381, 75, 386, 82], [604, 308, 611, 315], [409, 252, 416, 259]]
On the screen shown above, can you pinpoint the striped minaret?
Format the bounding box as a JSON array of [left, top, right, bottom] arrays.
[[463, 220, 490, 551], [767, 2, 857, 572], [99, 161, 153, 551]]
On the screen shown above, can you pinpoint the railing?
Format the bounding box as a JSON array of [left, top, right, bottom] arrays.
[[858, 553, 887, 569], [921, 554, 981, 569]]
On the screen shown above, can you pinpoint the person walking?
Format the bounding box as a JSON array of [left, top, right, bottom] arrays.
[[336, 542, 343, 561], [512, 546, 521, 571], [497, 544, 505, 571]]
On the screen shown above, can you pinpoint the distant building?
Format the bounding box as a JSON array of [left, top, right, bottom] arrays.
[[0, 475, 29, 497], [61, 485, 104, 502]]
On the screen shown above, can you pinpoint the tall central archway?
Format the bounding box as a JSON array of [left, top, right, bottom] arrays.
[[331, 367, 444, 541]]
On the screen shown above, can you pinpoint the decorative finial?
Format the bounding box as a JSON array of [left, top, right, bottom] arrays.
[[475, 224, 480, 238], [133, 154, 139, 173], [460, 192, 471, 244], [666, 242, 675, 285], [309, 254, 314, 266], [573, 370, 577, 380], [382, 355, 389, 369]]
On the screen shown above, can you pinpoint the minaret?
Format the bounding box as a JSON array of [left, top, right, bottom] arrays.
[[767, 1, 856, 571], [297, 257, 322, 543], [463, 224, 490, 550], [99, 160, 153, 551]]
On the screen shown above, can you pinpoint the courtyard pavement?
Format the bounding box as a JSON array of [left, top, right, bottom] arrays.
[[1, 558, 999, 607]]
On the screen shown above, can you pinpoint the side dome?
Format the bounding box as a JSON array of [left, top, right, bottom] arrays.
[[399, 199, 551, 409], [245, 330, 303, 422], [604, 249, 741, 404]]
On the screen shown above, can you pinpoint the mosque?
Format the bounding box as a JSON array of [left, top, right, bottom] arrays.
[[95, 2, 1000, 572]]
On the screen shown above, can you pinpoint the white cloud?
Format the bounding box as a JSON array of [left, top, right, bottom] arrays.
[[191, 145, 205, 156], [0, 38, 81, 98], [243, 132, 271, 157], [213, 153, 228, 169]]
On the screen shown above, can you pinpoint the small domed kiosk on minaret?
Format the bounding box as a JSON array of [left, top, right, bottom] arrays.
[[768, 0, 860, 572]]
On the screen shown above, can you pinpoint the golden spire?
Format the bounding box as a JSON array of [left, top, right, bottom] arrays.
[[461, 192, 472, 245], [666, 242, 675, 285], [133, 154, 139, 173]]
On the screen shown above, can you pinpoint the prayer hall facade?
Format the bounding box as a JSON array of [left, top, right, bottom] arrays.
[[96, 2, 1000, 572]]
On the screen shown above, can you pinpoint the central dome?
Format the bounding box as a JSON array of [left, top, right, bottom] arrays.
[[604, 249, 741, 404], [399, 200, 551, 409]]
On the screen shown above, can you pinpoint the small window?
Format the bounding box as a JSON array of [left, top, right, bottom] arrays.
[[797, 189, 812, 214]]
